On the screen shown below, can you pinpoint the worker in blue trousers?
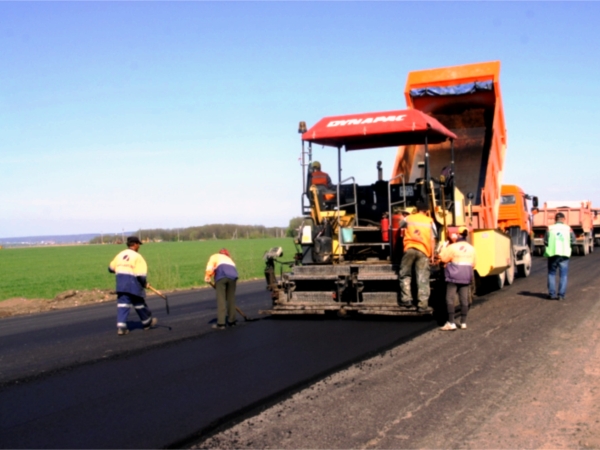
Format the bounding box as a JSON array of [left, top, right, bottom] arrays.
[[109, 236, 157, 335]]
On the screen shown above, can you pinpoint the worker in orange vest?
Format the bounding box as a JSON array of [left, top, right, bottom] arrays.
[[307, 161, 333, 189], [398, 201, 437, 313], [438, 226, 476, 330]]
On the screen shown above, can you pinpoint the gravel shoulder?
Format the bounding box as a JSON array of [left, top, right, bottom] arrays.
[[0, 289, 117, 318], [195, 259, 600, 449]]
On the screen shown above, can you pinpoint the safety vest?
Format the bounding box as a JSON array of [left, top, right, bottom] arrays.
[[544, 222, 573, 258], [108, 249, 148, 297], [206, 253, 239, 282], [403, 212, 435, 257], [311, 170, 330, 186], [439, 240, 476, 284]]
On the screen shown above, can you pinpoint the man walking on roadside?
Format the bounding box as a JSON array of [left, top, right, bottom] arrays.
[[108, 236, 157, 335], [438, 227, 476, 330], [398, 201, 437, 313], [544, 212, 576, 300], [205, 248, 239, 329]]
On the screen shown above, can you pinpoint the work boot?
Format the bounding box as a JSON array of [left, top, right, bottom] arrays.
[[212, 323, 226, 330], [417, 306, 433, 314], [398, 301, 412, 308], [228, 320, 238, 327], [117, 327, 129, 336], [143, 317, 158, 331]]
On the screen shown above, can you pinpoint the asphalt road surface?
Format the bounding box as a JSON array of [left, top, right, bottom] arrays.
[[1, 252, 597, 449], [196, 251, 600, 449], [0, 279, 432, 448]]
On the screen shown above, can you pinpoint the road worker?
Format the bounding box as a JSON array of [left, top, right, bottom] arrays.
[[398, 201, 437, 313], [544, 212, 576, 300], [205, 248, 239, 329], [307, 161, 333, 190], [108, 236, 157, 336], [438, 226, 476, 330]]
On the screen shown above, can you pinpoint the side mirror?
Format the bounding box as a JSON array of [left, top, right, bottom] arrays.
[[467, 192, 475, 201], [532, 196, 539, 208]]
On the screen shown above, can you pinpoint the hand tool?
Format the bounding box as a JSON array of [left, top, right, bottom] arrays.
[[147, 284, 170, 315]]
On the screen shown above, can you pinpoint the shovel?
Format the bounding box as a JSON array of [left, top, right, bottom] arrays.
[[209, 281, 258, 322], [146, 284, 170, 315]]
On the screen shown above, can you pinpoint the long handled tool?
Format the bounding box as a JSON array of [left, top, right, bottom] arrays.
[[147, 284, 170, 315], [209, 282, 258, 322]]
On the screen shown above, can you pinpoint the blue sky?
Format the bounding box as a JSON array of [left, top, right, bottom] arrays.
[[1, 2, 599, 238]]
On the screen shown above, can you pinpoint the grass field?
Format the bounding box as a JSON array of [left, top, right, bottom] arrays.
[[0, 238, 297, 301]]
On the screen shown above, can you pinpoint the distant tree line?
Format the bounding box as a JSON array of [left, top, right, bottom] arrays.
[[89, 222, 300, 244]]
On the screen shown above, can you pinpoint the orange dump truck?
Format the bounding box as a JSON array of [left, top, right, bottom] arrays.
[[532, 201, 593, 256], [393, 61, 515, 289], [498, 185, 538, 277]]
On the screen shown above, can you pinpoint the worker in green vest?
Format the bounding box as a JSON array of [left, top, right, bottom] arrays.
[[544, 212, 576, 300]]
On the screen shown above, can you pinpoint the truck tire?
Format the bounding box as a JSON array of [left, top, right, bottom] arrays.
[[495, 271, 505, 290], [517, 247, 532, 277], [505, 249, 515, 285]]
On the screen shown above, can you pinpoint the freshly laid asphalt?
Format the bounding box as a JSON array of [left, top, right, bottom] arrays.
[[0, 280, 433, 449]]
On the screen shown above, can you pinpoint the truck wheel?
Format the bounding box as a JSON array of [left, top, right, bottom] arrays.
[[495, 271, 505, 290], [517, 247, 532, 277], [505, 250, 515, 285]]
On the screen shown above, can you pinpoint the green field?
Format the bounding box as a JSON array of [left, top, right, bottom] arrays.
[[0, 238, 296, 301]]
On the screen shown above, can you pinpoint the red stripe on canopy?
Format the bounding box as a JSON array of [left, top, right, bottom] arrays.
[[302, 109, 456, 150]]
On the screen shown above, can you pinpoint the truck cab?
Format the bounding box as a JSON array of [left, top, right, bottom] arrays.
[[498, 184, 537, 277], [593, 209, 600, 247]]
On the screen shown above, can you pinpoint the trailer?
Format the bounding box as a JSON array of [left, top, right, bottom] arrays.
[[532, 201, 593, 256], [393, 60, 513, 290]]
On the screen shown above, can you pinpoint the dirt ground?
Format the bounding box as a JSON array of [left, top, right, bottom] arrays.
[[0, 289, 117, 319], [196, 314, 600, 450]]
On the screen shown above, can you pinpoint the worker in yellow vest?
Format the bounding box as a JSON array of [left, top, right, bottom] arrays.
[[108, 236, 157, 336], [398, 201, 437, 313], [544, 212, 576, 300]]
